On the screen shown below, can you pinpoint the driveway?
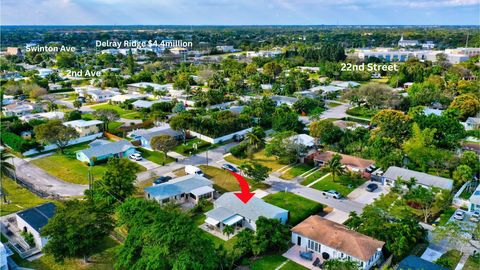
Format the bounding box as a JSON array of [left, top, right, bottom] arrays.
[[12, 157, 88, 197], [319, 103, 351, 119], [348, 181, 389, 205], [132, 158, 160, 170], [323, 209, 350, 224]]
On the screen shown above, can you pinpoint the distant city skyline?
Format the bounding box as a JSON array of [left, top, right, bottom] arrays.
[[1, 0, 479, 26]]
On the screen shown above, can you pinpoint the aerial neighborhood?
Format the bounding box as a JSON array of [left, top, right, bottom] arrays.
[[0, 22, 479, 270]]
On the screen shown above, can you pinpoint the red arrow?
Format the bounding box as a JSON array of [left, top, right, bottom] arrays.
[[229, 171, 255, 204]]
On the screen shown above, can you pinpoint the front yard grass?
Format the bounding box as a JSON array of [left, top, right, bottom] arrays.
[[89, 103, 141, 120], [311, 173, 366, 197], [263, 192, 324, 226], [198, 165, 270, 193], [31, 143, 145, 185], [280, 164, 314, 180], [251, 255, 286, 270], [137, 148, 174, 165], [464, 254, 480, 270], [0, 178, 51, 216], [173, 138, 211, 156], [224, 150, 286, 172], [346, 106, 378, 119], [434, 250, 463, 270], [299, 170, 328, 186]]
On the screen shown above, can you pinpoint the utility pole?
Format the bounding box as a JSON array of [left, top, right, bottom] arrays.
[[206, 150, 209, 166]]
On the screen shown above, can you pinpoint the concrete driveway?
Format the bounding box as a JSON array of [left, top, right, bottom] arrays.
[[132, 157, 160, 170], [323, 209, 350, 224], [348, 181, 389, 205]]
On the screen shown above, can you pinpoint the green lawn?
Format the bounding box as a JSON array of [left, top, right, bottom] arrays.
[[311, 174, 366, 197], [137, 148, 174, 165], [280, 164, 314, 180], [327, 102, 342, 108], [173, 138, 211, 156], [437, 207, 457, 226], [107, 121, 123, 132], [202, 231, 238, 251], [224, 150, 286, 172], [198, 165, 270, 193], [0, 178, 51, 216], [346, 106, 378, 119], [31, 143, 145, 185], [464, 254, 480, 270], [434, 250, 463, 270], [282, 261, 309, 270], [89, 104, 141, 120], [299, 170, 328, 186], [251, 255, 287, 270], [263, 192, 324, 226]]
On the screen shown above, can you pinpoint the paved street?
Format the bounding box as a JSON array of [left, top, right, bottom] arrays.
[[319, 102, 351, 119], [11, 156, 88, 197]]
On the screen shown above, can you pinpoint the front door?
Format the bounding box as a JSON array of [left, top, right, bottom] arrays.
[[297, 236, 301, 245]]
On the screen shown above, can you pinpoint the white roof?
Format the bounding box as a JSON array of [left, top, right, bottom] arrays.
[[111, 94, 148, 103], [190, 186, 215, 196], [63, 119, 103, 128], [288, 134, 315, 147], [205, 217, 220, 226], [132, 100, 154, 108], [383, 166, 454, 191]]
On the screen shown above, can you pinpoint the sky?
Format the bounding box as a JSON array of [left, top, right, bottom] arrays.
[[1, 0, 479, 25]]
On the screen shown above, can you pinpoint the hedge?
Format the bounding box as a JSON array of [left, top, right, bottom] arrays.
[[0, 131, 40, 152]]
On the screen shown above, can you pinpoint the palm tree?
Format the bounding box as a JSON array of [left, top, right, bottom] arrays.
[[245, 131, 262, 150], [0, 149, 15, 202], [326, 154, 344, 182], [223, 225, 234, 240]]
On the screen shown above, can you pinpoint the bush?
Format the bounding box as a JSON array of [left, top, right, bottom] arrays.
[[21, 231, 35, 247], [230, 141, 249, 158], [0, 131, 39, 152]]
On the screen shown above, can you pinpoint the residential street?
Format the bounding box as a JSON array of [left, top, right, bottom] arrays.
[[11, 156, 88, 197]]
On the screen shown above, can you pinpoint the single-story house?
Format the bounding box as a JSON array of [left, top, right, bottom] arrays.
[[129, 125, 181, 150], [467, 184, 480, 212], [291, 215, 384, 270], [63, 119, 103, 137], [204, 192, 288, 232], [464, 117, 480, 130], [309, 85, 343, 94], [20, 111, 64, 122], [76, 140, 136, 165], [397, 256, 448, 270], [308, 151, 374, 173], [144, 174, 214, 205], [382, 166, 454, 191], [2, 102, 36, 117], [294, 91, 317, 99], [16, 202, 56, 249], [271, 95, 298, 107], [131, 100, 155, 109], [288, 134, 316, 148], [127, 82, 172, 93], [331, 81, 360, 89], [86, 89, 118, 102], [111, 94, 148, 103], [228, 106, 244, 114]]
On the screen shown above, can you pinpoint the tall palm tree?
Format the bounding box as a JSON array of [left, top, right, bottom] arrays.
[[0, 149, 15, 202], [245, 131, 262, 150], [326, 154, 344, 182]]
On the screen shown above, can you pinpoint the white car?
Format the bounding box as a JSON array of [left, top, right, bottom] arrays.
[[322, 190, 342, 199], [453, 210, 465, 221], [470, 211, 480, 223], [129, 153, 142, 161]]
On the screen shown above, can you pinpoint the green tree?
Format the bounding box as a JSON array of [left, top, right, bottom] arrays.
[[126, 49, 135, 75], [55, 52, 76, 68], [404, 186, 437, 223], [263, 62, 282, 82], [73, 100, 82, 109], [265, 131, 306, 164], [448, 93, 480, 120], [150, 135, 178, 159], [239, 161, 271, 183], [66, 110, 82, 121], [0, 150, 15, 202], [309, 120, 343, 145], [371, 109, 412, 146], [93, 109, 120, 132], [272, 105, 305, 133], [460, 151, 480, 174], [453, 165, 473, 187], [88, 158, 137, 206], [252, 217, 290, 256], [169, 112, 193, 144], [34, 120, 79, 153], [223, 225, 234, 240], [325, 154, 344, 182], [41, 200, 114, 262]]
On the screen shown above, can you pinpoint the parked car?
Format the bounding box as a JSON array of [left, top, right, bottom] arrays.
[[129, 153, 142, 161], [365, 165, 377, 173], [322, 190, 342, 199], [453, 210, 465, 221], [221, 164, 238, 172], [185, 165, 204, 177], [153, 176, 172, 185], [470, 211, 480, 223], [365, 183, 379, 192]]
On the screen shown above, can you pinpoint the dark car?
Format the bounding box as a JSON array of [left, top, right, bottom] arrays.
[[365, 183, 379, 192], [365, 165, 377, 173], [153, 176, 172, 185], [221, 164, 238, 172]]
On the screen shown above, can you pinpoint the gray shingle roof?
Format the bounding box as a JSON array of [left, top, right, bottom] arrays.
[[79, 140, 134, 159], [207, 192, 288, 222], [144, 174, 212, 200], [383, 166, 453, 190]]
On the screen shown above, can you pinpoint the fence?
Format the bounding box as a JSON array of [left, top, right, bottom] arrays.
[[22, 133, 103, 156]]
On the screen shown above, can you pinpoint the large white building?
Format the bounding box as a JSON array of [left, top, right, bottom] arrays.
[[355, 48, 472, 64]]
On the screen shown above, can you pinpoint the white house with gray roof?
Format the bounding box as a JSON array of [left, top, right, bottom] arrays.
[[76, 140, 136, 165], [144, 174, 214, 205], [205, 192, 288, 232], [129, 125, 181, 150], [382, 166, 453, 191]]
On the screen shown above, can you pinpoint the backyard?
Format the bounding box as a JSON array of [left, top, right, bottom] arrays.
[[263, 192, 324, 226], [434, 250, 463, 270], [224, 150, 287, 172], [30, 142, 145, 184], [89, 103, 141, 120], [0, 178, 51, 216], [250, 255, 308, 270], [311, 173, 366, 197], [198, 165, 269, 193]]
